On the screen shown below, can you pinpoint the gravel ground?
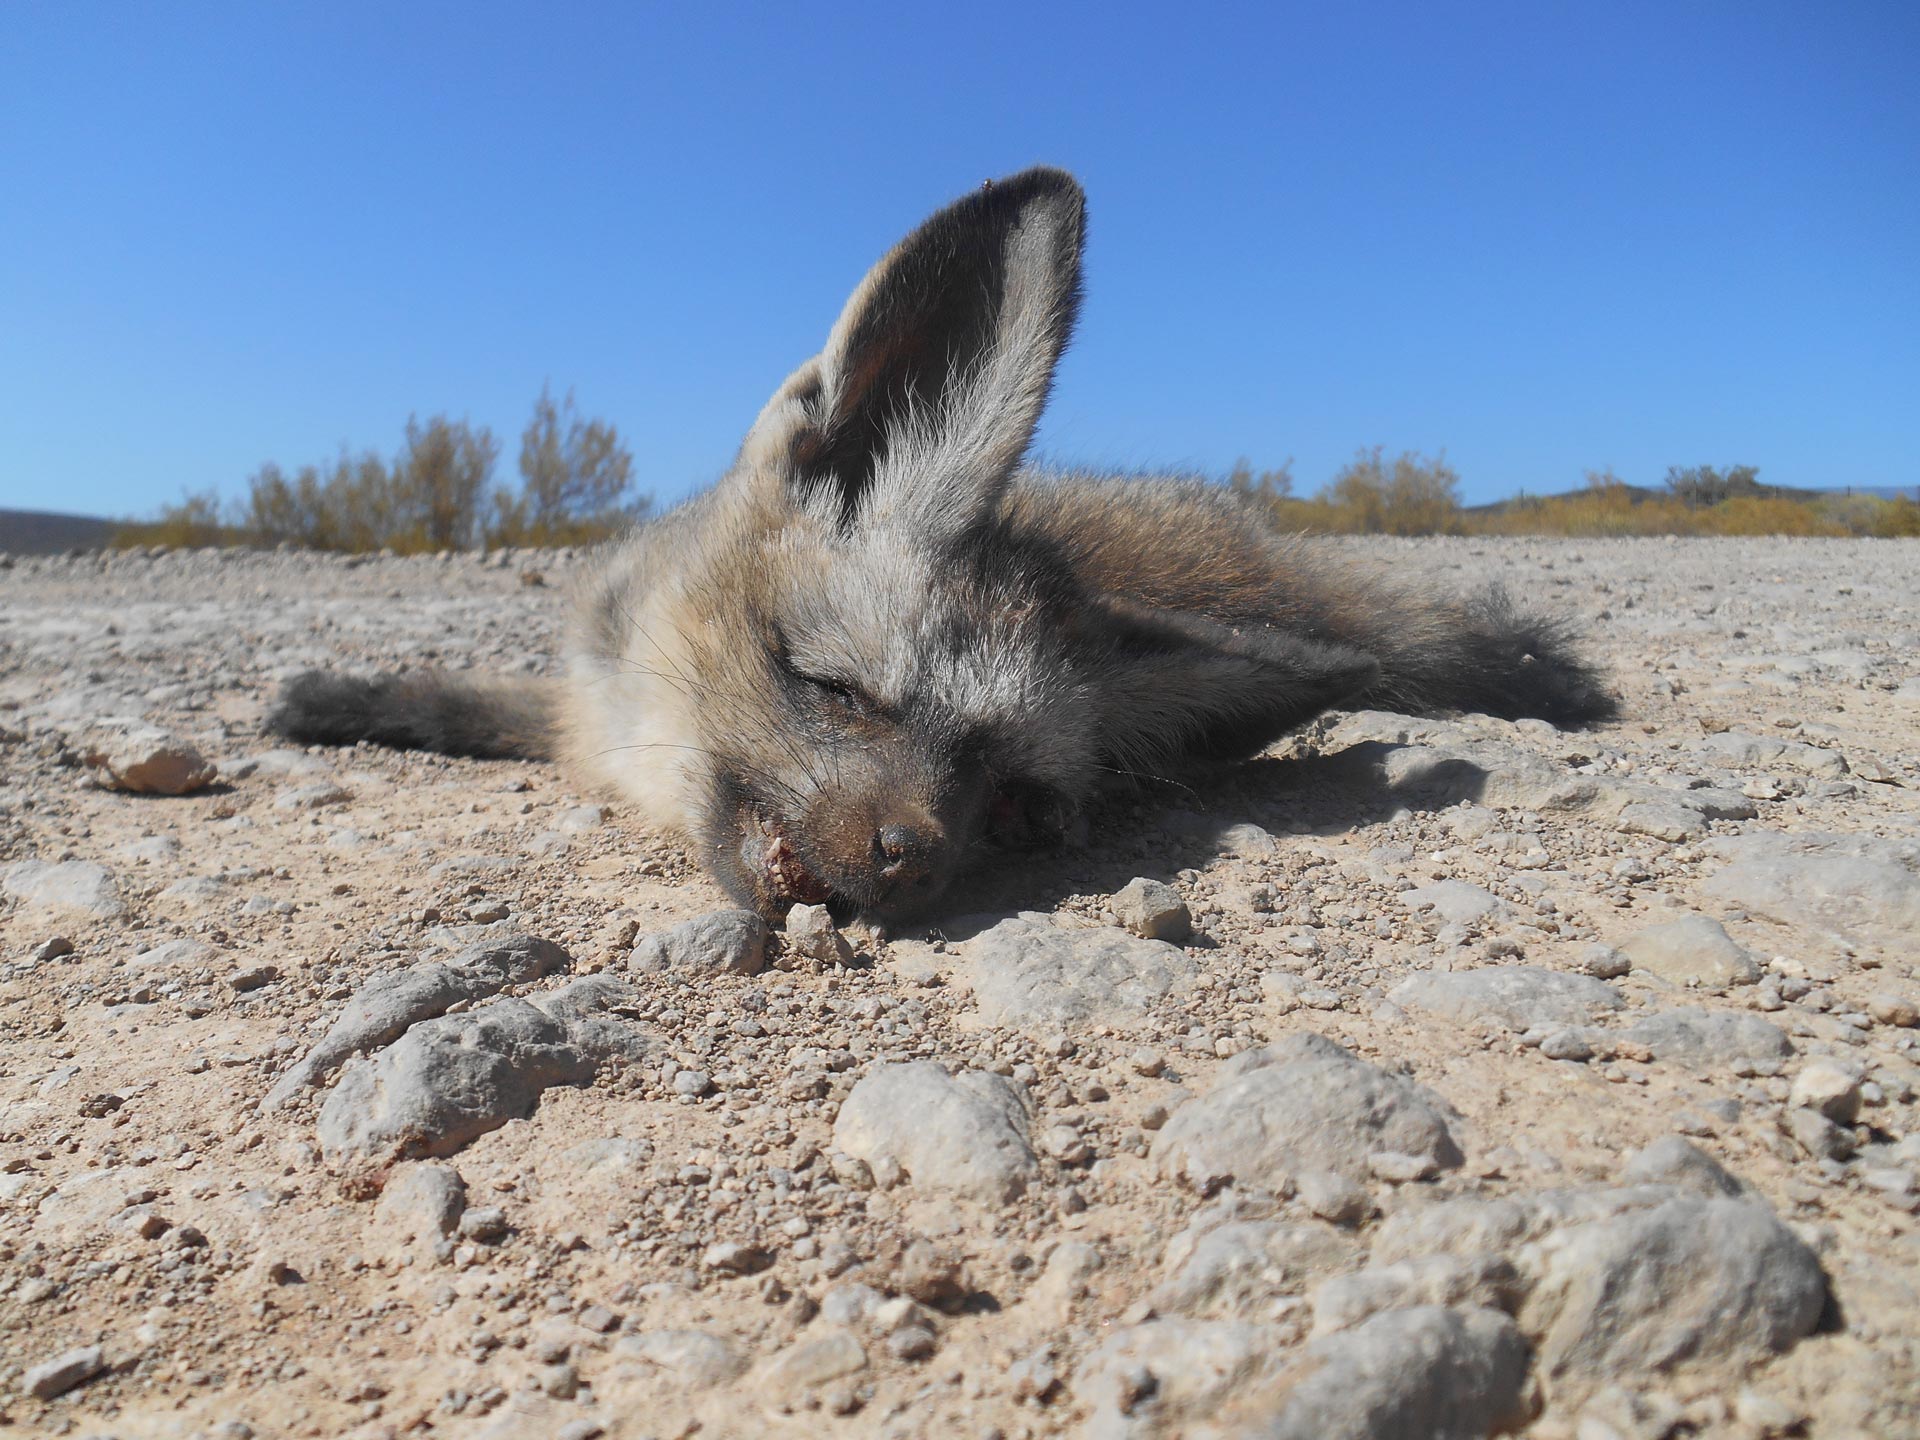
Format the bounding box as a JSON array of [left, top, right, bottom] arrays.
[[1, 535, 1918, 1440]]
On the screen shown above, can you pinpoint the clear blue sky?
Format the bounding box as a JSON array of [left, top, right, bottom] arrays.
[[3, 1, 1915, 517]]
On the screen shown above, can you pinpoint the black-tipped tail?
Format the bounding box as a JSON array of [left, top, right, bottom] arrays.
[[1460, 588, 1620, 726], [1359, 587, 1628, 725], [266, 670, 557, 761], [1364, 586, 1619, 728]]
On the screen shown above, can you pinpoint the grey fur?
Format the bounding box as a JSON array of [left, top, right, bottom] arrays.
[[270, 167, 1616, 923]]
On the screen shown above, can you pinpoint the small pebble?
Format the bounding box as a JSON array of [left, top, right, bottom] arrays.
[[888, 1325, 938, 1361], [1783, 1107, 1855, 1162], [1295, 1168, 1371, 1225], [1367, 1151, 1440, 1183], [24, 1344, 105, 1400], [577, 1304, 618, 1333], [785, 904, 856, 966], [457, 1207, 510, 1241], [703, 1241, 772, 1275], [1789, 1059, 1863, 1124], [1869, 992, 1918, 1028], [896, 1239, 967, 1308], [1129, 1048, 1165, 1078], [1111, 877, 1191, 943], [1540, 1029, 1595, 1063]]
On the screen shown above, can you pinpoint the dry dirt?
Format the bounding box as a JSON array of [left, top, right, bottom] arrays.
[[2, 536, 1918, 1439]]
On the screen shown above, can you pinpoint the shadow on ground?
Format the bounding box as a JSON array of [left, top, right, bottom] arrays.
[[920, 738, 1508, 935]]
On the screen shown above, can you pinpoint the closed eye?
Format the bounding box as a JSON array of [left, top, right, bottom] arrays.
[[770, 625, 884, 716], [796, 669, 880, 715]]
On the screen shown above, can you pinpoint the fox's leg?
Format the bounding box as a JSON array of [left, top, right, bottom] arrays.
[[1082, 601, 1381, 778]]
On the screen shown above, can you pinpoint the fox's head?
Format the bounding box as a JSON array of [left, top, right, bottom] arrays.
[[647, 169, 1100, 925], [591, 169, 1380, 923]]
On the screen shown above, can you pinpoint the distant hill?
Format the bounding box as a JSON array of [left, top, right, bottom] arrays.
[[1820, 484, 1919, 502], [1467, 482, 1916, 515], [1466, 483, 1660, 515], [0, 508, 120, 555]]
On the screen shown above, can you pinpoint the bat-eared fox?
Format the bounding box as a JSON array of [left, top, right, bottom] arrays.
[[270, 167, 1616, 926]]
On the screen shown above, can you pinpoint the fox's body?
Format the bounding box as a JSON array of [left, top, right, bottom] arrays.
[[273, 168, 1614, 923]]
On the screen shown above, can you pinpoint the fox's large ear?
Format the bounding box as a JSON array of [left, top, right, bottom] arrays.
[[743, 167, 1085, 535]]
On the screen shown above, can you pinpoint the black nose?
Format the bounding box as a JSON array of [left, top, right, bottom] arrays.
[[874, 823, 939, 887]]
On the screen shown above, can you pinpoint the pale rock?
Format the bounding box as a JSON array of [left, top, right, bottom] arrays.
[[317, 999, 598, 1159], [130, 937, 218, 970], [1077, 1317, 1283, 1440], [1868, 991, 1919, 1028], [756, 1328, 867, 1390], [1790, 1058, 1864, 1124], [458, 1205, 510, 1241], [1390, 965, 1624, 1032], [785, 903, 855, 966], [374, 1163, 467, 1249], [1538, 1028, 1597, 1062], [532, 973, 657, 1064], [1368, 1150, 1441, 1183], [617, 1329, 746, 1389], [1614, 802, 1707, 842], [264, 932, 572, 1109], [629, 909, 767, 975], [833, 1061, 1037, 1202], [1619, 1138, 1751, 1199], [1154, 1034, 1462, 1192], [1625, 1007, 1792, 1068], [1783, 1107, 1855, 1161], [86, 726, 217, 794], [1697, 730, 1850, 778], [1112, 877, 1192, 942], [1295, 1169, 1372, 1226], [959, 915, 1198, 1031], [1081, 1307, 1532, 1440], [1519, 1196, 1826, 1387], [1152, 1219, 1358, 1320], [1310, 1254, 1525, 1337], [1617, 914, 1761, 990], [1578, 943, 1632, 980], [2, 860, 124, 920], [1399, 880, 1506, 926], [1704, 831, 1920, 949], [24, 1343, 106, 1400]]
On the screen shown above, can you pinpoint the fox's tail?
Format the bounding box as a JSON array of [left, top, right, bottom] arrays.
[[1349, 581, 1618, 727], [265, 670, 558, 761]]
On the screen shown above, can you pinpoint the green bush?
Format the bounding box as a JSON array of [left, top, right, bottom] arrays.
[[117, 391, 647, 553], [488, 385, 650, 547]]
